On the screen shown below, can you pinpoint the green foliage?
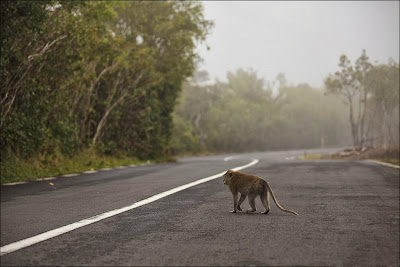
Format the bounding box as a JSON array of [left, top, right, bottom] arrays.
[[171, 114, 200, 155], [1, 1, 212, 183]]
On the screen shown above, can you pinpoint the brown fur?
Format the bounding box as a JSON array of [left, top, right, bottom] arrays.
[[223, 170, 298, 215]]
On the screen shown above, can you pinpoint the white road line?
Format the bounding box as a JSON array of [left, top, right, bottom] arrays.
[[2, 181, 28, 186], [0, 158, 259, 256], [83, 170, 98, 174], [42, 177, 56, 181], [224, 155, 239, 161], [365, 160, 400, 169], [62, 173, 78, 177]]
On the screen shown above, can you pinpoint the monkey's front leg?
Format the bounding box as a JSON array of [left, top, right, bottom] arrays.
[[237, 194, 246, 211], [229, 193, 239, 213]]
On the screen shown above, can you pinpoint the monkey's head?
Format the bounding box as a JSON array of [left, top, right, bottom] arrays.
[[223, 170, 234, 185]]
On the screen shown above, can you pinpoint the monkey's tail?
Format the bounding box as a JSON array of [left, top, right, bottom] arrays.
[[265, 182, 298, 216]]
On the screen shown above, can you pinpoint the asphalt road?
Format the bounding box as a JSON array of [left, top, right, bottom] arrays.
[[1, 149, 399, 266]]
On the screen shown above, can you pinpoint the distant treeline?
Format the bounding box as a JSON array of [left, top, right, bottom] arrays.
[[173, 51, 399, 155], [1, 1, 212, 162], [172, 69, 351, 154]]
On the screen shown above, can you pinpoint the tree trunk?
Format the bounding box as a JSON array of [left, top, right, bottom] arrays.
[[91, 92, 128, 147], [381, 103, 389, 149], [348, 96, 359, 147], [92, 109, 111, 146], [359, 90, 367, 147]]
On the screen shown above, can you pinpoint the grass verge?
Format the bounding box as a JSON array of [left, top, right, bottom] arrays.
[[301, 147, 399, 167], [301, 154, 324, 160], [1, 150, 176, 185], [371, 158, 399, 166]]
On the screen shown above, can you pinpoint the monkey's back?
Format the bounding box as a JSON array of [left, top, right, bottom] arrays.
[[231, 171, 267, 195]]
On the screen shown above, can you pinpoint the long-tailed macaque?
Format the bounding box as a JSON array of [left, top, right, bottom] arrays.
[[223, 170, 298, 215]]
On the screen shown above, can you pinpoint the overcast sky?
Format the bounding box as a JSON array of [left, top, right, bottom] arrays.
[[196, 1, 399, 88]]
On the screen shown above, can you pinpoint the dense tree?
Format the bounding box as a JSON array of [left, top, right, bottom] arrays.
[[364, 62, 399, 148], [324, 50, 372, 147], [1, 1, 213, 163], [325, 50, 398, 149]]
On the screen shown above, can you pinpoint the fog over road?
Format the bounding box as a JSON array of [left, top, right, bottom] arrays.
[[1, 149, 399, 266]]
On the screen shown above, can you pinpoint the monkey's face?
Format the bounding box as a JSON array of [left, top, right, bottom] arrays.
[[223, 170, 233, 185]]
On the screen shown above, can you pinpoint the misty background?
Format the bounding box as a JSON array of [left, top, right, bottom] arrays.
[[170, 1, 399, 154], [197, 1, 399, 88]]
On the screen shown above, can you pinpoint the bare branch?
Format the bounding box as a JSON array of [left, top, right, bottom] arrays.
[[27, 35, 67, 62]]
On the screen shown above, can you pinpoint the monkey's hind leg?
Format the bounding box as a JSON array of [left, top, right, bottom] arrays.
[[237, 194, 246, 211], [261, 191, 270, 214], [246, 195, 257, 213]]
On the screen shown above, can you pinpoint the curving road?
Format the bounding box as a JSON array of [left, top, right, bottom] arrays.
[[1, 149, 399, 266]]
